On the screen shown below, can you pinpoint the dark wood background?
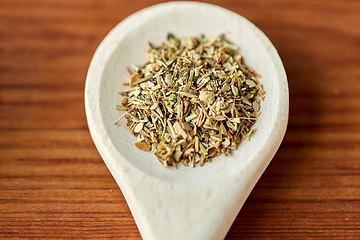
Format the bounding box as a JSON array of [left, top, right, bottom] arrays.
[[1, 0, 359, 239]]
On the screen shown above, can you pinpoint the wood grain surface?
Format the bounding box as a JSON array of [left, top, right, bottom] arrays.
[[1, 0, 359, 239]]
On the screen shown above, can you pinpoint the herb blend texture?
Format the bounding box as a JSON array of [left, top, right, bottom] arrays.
[[114, 34, 265, 168]]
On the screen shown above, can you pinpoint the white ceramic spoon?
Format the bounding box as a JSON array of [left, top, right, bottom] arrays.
[[85, 2, 288, 240]]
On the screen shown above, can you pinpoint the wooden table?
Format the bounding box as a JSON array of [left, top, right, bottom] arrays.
[[1, 0, 359, 239]]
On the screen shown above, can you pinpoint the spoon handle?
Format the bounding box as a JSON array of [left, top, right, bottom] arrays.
[[110, 163, 263, 240]]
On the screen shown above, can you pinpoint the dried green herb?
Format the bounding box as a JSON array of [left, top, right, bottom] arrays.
[[114, 34, 265, 168]]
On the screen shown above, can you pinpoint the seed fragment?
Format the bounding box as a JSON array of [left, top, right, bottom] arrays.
[[134, 142, 151, 151]]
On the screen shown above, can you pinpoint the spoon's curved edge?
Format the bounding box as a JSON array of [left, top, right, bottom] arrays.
[[85, 2, 289, 240]]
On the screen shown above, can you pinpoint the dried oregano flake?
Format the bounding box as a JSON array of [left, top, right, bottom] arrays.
[[114, 33, 265, 168]]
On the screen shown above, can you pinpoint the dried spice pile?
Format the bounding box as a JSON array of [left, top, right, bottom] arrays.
[[114, 34, 265, 168]]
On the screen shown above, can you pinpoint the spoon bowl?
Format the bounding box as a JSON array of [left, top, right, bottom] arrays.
[[85, 2, 288, 239]]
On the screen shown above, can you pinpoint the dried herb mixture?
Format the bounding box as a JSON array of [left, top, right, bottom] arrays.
[[114, 34, 265, 168]]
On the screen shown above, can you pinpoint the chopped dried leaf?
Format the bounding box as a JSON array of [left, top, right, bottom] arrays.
[[114, 105, 130, 110], [114, 34, 265, 168]]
